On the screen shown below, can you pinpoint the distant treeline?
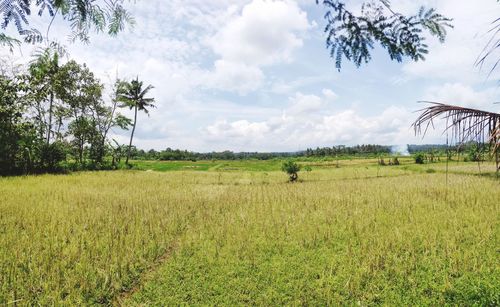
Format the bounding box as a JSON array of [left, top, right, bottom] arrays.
[[408, 143, 491, 154], [130, 144, 392, 161], [128, 143, 492, 162], [303, 144, 391, 156], [408, 144, 450, 153]]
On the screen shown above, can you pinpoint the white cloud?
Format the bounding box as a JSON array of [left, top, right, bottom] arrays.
[[206, 120, 270, 139], [204, 60, 264, 94], [400, 0, 499, 83], [200, 92, 433, 151], [210, 0, 312, 66], [286, 89, 337, 115], [202, 0, 312, 93], [423, 83, 499, 110], [270, 75, 337, 95], [322, 88, 338, 101], [287, 92, 325, 114]]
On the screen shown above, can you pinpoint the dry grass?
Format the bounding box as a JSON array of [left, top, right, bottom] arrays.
[[0, 166, 498, 305]]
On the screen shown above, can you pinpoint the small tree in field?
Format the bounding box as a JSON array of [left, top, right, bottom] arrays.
[[282, 160, 301, 182], [414, 152, 425, 164]]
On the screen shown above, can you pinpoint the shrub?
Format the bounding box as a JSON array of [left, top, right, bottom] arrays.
[[281, 160, 301, 182], [467, 143, 484, 162], [40, 142, 67, 172], [414, 152, 425, 164]]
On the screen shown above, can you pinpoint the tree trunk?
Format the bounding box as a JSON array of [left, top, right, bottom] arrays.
[[79, 138, 84, 165], [496, 150, 499, 177], [126, 105, 138, 166], [496, 139, 499, 177], [46, 92, 53, 145]]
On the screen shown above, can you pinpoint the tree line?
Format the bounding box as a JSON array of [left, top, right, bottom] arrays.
[[0, 47, 154, 176], [304, 145, 391, 157], [125, 144, 394, 161]]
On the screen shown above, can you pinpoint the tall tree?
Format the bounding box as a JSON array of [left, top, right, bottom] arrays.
[[0, 76, 26, 174], [56, 60, 103, 164], [118, 77, 155, 166], [28, 45, 64, 145], [317, 0, 453, 70], [88, 78, 131, 163]]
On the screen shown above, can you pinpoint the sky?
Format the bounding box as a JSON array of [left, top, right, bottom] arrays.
[[3, 0, 500, 152]]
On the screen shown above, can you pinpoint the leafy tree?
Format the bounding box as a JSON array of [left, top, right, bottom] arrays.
[[0, 76, 25, 174], [467, 143, 486, 162], [118, 77, 155, 165], [0, 51, 137, 175], [55, 60, 104, 164], [88, 78, 132, 164], [317, 0, 453, 70], [68, 116, 94, 164], [0, 0, 134, 47], [282, 160, 301, 182], [27, 46, 64, 145]]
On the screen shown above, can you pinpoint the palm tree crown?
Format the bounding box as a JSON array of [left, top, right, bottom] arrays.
[[119, 78, 155, 113]]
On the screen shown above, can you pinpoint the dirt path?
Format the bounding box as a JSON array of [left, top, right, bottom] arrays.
[[113, 241, 178, 306]]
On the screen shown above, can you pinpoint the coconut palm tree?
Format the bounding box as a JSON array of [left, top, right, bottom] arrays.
[[413, 101, 500, 175], [118, 77, 155, 166]]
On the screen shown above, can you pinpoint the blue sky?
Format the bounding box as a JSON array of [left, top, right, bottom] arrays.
[[4, 0, 500, 151]]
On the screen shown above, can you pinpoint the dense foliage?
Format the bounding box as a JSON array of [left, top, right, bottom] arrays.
[[317, 0, 453, 70], [304, 144, 391, 156], [0, 0, 134, 48], [0, 48, 149, 176], [125, 144, 495, 163], [281, 160, 301, 182]]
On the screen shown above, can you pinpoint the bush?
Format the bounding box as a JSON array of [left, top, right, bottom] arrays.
[[281, 160, 301, 182], [40, 142, 67, 172], [414, 152, 425, 164], [467, 143, 484, 162]]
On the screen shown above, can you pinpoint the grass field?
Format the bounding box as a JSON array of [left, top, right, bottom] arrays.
[[0, 159, 498, 305]]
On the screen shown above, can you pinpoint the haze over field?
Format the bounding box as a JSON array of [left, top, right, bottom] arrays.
[[3, 0, 499, 152]]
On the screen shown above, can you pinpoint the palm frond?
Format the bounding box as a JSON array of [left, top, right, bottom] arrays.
[[413, 101, 500, 156], [475, 17, 500, 80], [0, 32, 20, 50]]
